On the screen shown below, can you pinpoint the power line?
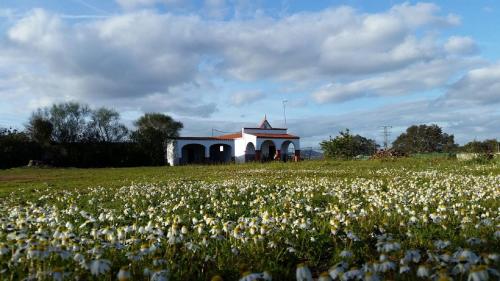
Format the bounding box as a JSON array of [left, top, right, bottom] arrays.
[[379, 125, 392, 150], [211, 128, 231, 136]]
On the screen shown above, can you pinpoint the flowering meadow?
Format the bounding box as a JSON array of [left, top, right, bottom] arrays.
[[0, 160, 499, 280]]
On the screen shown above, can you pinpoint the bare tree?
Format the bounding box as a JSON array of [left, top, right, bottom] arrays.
[[86, 107, 128, 142]]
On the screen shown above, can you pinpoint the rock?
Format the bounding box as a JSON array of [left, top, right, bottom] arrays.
[[27, 160, 45, 167]]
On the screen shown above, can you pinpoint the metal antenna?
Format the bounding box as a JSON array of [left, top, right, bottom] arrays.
[[212, 128, 231, 136], [380, 125, 392, 150], [282, 100, 288, 128]]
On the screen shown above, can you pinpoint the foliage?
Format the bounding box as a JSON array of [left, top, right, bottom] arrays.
[[0, 128, 41, 169], [45, 102, 92, 143], [85, 107, 129, 142], [29, 102, 130, 143], [392, 124, 457, 154], [0, 103, 153, 169], [131, 113, 183, 165], [1, 106, 185, 169], [461, 139, 499, 153], [0, 160, 498, 280], [25, 114, 53, 146], [320, 129, 378, 159]]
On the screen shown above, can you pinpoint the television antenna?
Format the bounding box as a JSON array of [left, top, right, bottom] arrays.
[[211, 128, 231, 136]]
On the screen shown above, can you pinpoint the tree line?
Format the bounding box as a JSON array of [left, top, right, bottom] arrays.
[[321, 124, 498, 159], [0, 102, 183, 169]]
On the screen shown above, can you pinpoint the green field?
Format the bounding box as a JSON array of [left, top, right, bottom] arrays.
[[0, 159, 499, 280]]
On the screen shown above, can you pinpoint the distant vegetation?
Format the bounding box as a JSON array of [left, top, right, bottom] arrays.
[[392, 124, 457, 154], [320, 129, 378, 159], [0, 102, 183, 169], [320, 124, 498, 160], [1, 103, 498, 168], [461, 139, 499, 153]]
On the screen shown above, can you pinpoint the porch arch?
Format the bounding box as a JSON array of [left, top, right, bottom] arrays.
[[181, 144, 206, 164], [280, 140, 296, 162], [245, 142, 256, 162], [260, 140, 276, 161], [209, 144, 232, 163]]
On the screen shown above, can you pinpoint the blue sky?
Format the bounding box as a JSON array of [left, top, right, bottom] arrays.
[[0, 0, 499, 147]]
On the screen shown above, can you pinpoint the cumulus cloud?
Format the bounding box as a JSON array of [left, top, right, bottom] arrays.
[[204, 0, 229, 19], [313, 58, 482, 103], [3, 9, 218, 116], [444, 36, 478, 55], [0, 2, 491, 129], [446, 63, 500, 104], [230, 91, 265, 106], [213, 3, 461, 81]]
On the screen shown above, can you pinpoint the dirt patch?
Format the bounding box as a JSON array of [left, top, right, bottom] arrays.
[[0, 175, 52, 182]]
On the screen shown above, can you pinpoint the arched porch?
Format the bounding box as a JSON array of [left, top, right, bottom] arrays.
[[209, 144, 232, 163], [181, 144, 206, 164], [260, 140, 277, 162], [245, 142, 256, 162]]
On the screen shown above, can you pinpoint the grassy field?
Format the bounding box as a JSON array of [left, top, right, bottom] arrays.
[[0, 159, 499, 280], [1, 158, 498, 197]]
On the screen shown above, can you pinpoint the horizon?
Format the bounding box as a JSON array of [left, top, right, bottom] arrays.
[[1, 0, 499, 147]]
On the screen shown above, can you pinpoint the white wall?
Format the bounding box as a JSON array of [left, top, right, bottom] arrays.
[[243, 128, 287, 134], [167, 134, 300, 165], [235, 133, 257, 163], [255, 138, 300, 151], [169, 139, 235, 165], [166, 141, 177, 166]]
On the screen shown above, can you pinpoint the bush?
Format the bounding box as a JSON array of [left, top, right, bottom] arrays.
[[0, 129, 42, 169]]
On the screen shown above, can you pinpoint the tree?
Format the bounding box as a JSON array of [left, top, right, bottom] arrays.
[[41, 102, 91, 143], [131, 113, 183, 165], [462, 139, 499, 153], [320, 129, 378, 159], [392, 124, 457, 154], [86, 107, 128, 142], [26, 113, 53, 146], [0, 127, 40, 169]]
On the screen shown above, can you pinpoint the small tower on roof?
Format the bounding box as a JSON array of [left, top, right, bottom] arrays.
[[259, 115, 272, 129]]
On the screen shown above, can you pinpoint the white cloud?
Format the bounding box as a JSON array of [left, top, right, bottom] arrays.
[[210, 3, 460, 82], [313, 58, 482, 103], [444, 36, 478, 55], [7, 9, 64, 47], [286, 99, 499, 146], [3, 9, 217, 116], [230, 91, 265, 106], [446, 63, 500, 104], [115, 0, 183, 10], [0, 2, 490, 126], [204, 0, 228, 19]]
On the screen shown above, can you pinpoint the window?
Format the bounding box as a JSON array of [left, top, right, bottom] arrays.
[[220, 145, 224, 152]]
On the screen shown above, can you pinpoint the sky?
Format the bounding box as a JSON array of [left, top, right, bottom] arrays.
[[0, 0, 499, 147]]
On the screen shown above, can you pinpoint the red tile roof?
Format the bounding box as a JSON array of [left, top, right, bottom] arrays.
[[176, 133, 242, 140], [212, 132, 242, 140], [252, 133, 299, 139], [176, 132, 299, 140]]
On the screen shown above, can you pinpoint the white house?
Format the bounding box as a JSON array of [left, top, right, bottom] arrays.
[[166, 117, 300, 165]]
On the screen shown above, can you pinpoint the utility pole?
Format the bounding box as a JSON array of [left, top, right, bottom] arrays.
[[282, 100, 288, 128], [380, 125, 392, 150]]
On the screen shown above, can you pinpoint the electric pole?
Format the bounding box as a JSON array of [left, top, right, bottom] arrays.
[[380, 125, 392, 150], [282, 100, 288, 128]]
